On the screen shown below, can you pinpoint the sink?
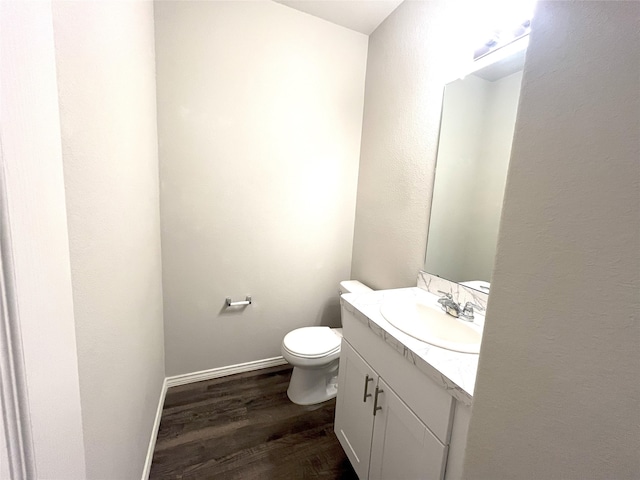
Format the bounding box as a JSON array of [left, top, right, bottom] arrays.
[[380, 297, 482, 354]]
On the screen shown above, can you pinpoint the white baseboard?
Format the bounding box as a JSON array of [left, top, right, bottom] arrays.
[[165, 356, 287, 388], [141, 356, 288, 479], [141, 377, 168, 480]]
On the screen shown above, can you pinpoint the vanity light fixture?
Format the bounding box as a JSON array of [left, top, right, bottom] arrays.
[[474, 19, 532, 60], [448, 0, 535, 83], [470, 34, 529, 74], [468, 0, 536, 60], [454, 33, 529, 83]]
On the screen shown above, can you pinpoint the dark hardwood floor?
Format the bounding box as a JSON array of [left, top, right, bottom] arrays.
[[149, 364, 358, 479]]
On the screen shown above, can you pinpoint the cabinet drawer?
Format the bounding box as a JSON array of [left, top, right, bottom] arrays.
[[342, 308, 454, 443]]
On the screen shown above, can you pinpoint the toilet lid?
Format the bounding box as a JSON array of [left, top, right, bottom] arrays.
[[283, 327, 341, 358]]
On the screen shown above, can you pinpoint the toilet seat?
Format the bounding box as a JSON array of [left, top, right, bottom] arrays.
[[282, 326, 341, 359]]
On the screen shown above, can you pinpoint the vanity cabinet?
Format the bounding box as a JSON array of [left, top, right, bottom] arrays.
[[335, 340, 449, 480], [335, 306, 471, 480]]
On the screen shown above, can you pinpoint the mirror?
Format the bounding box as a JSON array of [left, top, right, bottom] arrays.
[[424, 41, 527, 290]]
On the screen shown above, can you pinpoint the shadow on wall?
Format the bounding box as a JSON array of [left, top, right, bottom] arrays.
[[316, 298, 341, 328]]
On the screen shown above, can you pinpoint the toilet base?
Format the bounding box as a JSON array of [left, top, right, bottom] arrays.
[[286, 361, 339, 406]]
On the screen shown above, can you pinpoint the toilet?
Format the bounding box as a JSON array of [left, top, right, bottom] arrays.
[[281, 280, 372, 405]]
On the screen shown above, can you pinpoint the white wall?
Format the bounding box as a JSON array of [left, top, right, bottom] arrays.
[[351, 0, 471, 290], [0, 2, 86, 477], [51, 2, 165, 478], [0, 411, 7, 479], [464, 1, 640, 478], [154, 1, 368, 376]]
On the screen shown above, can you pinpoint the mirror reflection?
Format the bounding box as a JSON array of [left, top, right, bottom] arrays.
[[424, 44, 526, 289]]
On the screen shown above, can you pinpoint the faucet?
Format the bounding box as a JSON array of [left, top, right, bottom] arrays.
[[437, 291, 484, 322]]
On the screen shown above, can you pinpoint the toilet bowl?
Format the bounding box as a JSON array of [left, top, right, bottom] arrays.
[[281, 280, 372, 405], [281, 326, 342, 405]]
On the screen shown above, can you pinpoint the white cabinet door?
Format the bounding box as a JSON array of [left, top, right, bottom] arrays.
[[369, 378, 448, 480], [335, 340, 378, 480]]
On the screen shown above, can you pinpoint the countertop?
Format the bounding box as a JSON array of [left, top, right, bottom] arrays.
[[340, 287, 480, 406]]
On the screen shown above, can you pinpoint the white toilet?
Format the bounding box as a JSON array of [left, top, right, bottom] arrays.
[[281, 280, 372, 405]]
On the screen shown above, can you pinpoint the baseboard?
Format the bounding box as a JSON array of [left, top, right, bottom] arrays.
[[166, 356, 287, 388], [141, 378, 168, 480]]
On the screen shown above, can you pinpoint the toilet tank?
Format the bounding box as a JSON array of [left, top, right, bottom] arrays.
[[338, 280, 372, 295]]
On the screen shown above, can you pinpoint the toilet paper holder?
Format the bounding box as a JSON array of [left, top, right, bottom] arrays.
[[225, 295, 252, 307]]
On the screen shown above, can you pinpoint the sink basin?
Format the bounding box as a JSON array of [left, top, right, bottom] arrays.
[[380, 298, 482, 354]]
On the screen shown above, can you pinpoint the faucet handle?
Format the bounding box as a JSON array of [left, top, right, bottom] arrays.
[[437, 290, 453, 299], [464, 301, 484, 312], [461, 302, 484, 320]]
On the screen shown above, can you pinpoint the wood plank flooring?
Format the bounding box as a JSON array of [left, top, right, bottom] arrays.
[[149, 364, 358, 479]]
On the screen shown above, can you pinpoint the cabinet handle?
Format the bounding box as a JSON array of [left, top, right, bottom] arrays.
[[363, 374, 374, 402], [373, 387, 384, 416]]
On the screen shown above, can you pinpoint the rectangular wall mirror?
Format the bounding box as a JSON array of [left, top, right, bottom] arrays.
[[424, 40, 527, 292]]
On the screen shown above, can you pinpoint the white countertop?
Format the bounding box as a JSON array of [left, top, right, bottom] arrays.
[[341, 287, 480, 406]]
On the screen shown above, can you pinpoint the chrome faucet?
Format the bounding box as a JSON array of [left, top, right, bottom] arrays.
[[437, 291, 484, 322], [437, 291, 461, 318]]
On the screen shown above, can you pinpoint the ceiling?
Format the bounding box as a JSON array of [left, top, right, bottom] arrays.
[[273, 0, 404, 35]]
